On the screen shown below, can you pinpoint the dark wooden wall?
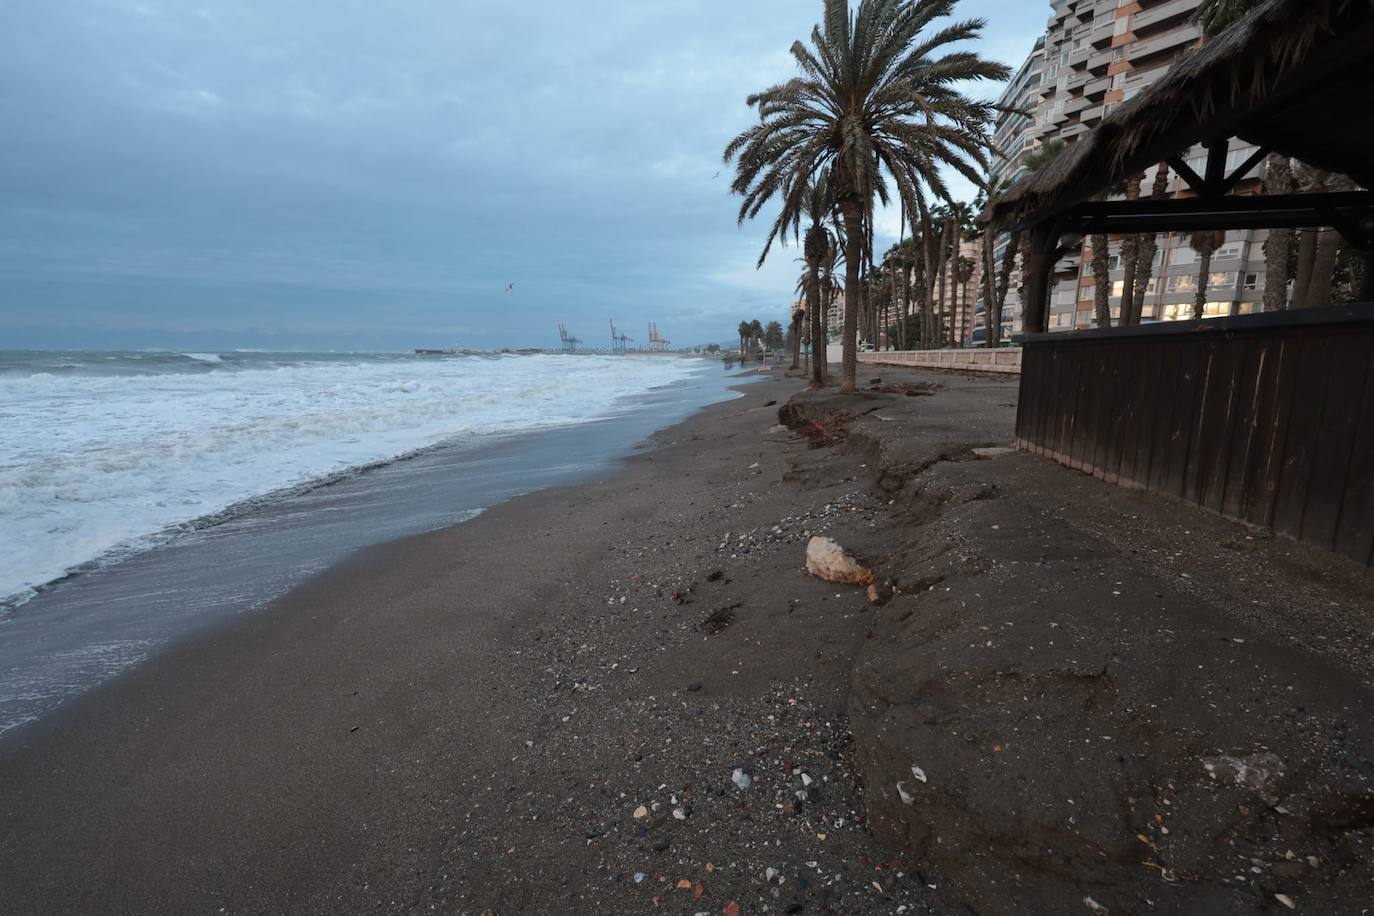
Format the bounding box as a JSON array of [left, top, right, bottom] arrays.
[[1016, 304, 1374, 566]]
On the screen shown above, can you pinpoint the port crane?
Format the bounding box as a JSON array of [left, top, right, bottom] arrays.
[[609, 320, 632, 353], [557, 324, 581, 352], [647, 322, 670, 352]]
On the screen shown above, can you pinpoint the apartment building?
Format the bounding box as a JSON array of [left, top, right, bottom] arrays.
[[971, 39, 1044, 344], [990, 36, 1046, 188], [976, 0, 1272, 340]]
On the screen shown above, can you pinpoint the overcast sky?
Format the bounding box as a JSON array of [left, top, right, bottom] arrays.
[[0, 1, 1047, 351]]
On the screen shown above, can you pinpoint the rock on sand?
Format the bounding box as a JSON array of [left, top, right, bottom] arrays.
[[805, 537, 874, 586]]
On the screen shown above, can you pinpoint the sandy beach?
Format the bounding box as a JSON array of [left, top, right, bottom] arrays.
[[3, 365, 1372, 915]]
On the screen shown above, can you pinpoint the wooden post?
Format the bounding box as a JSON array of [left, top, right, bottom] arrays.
[[1022, 222, 1058, 335]]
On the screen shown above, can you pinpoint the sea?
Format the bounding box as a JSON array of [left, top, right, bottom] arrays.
[[0, 349, 740, 737]]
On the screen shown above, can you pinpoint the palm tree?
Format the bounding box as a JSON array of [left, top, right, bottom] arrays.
[[749, 320, 764, 353], [737, 320, 752, 359], [764, 320, 786, 351], [1195, 0, 1256, 32], [953, 255, 975, 345], [1187, 229, 1227, 319], [798, 169, 838, 385], [726, 0, 1007, 391]]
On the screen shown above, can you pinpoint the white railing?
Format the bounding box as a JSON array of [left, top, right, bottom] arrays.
[[856, 348, 1023, 375]]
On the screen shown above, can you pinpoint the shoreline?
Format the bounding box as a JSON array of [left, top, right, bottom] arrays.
[[0, 359, 744, 740]]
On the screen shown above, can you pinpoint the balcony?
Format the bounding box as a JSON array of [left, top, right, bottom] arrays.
[[1084, 75, 1110, 98], [1133, 0, 1198, 33], [1064, 94, 1090, 115], [1127, 23, 1202, 64]]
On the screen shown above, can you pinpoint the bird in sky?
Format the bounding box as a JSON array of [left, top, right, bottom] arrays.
[[505, 283, 514, 293]]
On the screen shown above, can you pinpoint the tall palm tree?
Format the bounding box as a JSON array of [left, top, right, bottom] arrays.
[[797, 169, 838, 384], [726, 0, 1007, 391], [1187, 229, 1227, 319], [737, 320, 752, 359]]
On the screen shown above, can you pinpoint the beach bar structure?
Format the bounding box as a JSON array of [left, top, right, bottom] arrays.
[[985, 0, 1374, 564]]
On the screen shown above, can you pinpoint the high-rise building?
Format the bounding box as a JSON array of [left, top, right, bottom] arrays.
[[977, 0, 1272, 339], [972, 38, 1045, 345], [990, 36, 1046, 189]]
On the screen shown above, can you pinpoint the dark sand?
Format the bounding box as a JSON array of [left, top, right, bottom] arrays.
[[0, 370, 939, 914], [5, 364, 1372, 915]]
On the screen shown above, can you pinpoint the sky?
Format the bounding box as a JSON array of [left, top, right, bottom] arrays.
[[0, 1, 1048, 351]]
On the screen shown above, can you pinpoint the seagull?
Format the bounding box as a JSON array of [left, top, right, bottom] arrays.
[[504, 283, 514, 293], [712, 170, 721, 179]]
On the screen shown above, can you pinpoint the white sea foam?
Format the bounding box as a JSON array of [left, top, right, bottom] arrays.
[[0, 352, 700, 607]]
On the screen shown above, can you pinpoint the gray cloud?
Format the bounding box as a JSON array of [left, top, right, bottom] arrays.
[[0, 0, 1046, 350]]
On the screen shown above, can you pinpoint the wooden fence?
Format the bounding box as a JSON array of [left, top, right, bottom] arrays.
[[1016, 303, 1374, 566]]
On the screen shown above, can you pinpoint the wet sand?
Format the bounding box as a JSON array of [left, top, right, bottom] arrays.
[[0, 369, 941, 914]]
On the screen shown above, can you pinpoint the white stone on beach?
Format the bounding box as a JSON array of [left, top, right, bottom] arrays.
[[804, 537, 874, 586]]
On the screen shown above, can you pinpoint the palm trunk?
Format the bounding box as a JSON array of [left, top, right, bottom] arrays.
[[1291, 166, 1328, 309], [1305, 228, 1340, 308], [1090, 202, 1111, 328], [1131, 164, 1169, 323], [982, 230, 997, 347], [803, 261, 822, 382], [1262, 154, 1294, 311], [1193, 250, 1213, 319], [897, 258, 908, 350], [1017, 232, 1033, 334], [789, 309, 802, 371], [993, 230, 1015, 346], [939, 220, 952, 347], [839, 198, 864, 392], [1292, 229, 1317, 309], [1117, 174, 1143, 325]]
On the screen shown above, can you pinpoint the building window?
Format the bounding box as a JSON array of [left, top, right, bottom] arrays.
[[1242, 272, 1264, 290]]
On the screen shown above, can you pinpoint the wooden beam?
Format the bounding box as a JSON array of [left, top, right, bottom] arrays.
[[1167, 155, 1206, 194], [1022, 222, 1060, 335], [1060, 190, 1374, 234], [1202, 139, 1229, 195]]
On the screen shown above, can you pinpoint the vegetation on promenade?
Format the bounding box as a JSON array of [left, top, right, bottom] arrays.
[[725, 0, 1007, 391]]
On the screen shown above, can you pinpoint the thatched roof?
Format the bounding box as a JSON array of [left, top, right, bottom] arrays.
[[985, 0, 1374, 228]]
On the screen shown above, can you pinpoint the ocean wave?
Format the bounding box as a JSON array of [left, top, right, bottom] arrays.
[[0, 353, 704, 607]]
